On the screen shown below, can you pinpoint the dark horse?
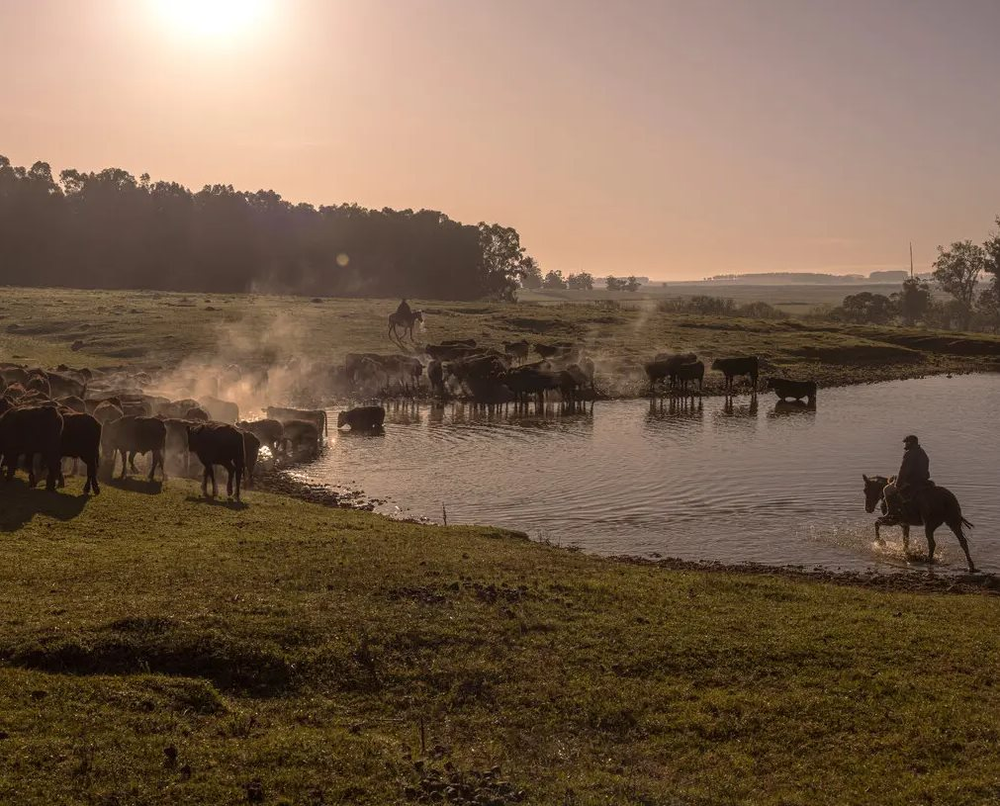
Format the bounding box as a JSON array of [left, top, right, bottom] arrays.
[[862, 474, 976, 572], [388, 310, 423, 342]]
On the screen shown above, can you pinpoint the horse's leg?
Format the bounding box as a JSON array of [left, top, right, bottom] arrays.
[[948, 520, 977, 573], [874, 521, 883, 545], [901, 524, 910, 554], [924, 524, 937, 565]]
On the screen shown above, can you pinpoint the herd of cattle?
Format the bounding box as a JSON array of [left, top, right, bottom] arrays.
[[0, 363, 386, 500], [0, 343, 817, 501], [345, 340, 817, 405]]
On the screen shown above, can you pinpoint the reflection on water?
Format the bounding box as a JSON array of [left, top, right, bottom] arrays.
[[303, 375, 1000, 573]]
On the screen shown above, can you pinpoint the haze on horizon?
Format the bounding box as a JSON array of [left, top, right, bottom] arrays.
[[2, 0, 999, 282]]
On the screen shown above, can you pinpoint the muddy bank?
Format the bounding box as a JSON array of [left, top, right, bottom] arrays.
[[252, 466, 387, 512], [616, 555, 1000, 596]]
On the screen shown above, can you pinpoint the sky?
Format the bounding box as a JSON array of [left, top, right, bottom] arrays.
[[2, 0, 999, 281]]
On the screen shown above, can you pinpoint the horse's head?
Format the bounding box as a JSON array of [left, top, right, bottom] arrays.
[[862, 474, 889, 513], [413, 311, 423, 323]]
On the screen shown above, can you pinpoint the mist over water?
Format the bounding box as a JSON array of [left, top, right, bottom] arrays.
[[301, 374, 1000, 574]]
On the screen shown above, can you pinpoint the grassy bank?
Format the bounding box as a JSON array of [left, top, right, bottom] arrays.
[[1, 478, 1000, 804], [2, 286, 999, 392]]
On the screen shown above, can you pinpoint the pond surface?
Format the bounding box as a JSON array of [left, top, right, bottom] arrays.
[[298, 374, 1000, 573]]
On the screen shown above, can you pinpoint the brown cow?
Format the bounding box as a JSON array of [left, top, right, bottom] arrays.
[[200, 395, 240, 424]]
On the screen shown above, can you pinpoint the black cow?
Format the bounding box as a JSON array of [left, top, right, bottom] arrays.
[[58, 411, 102, 495], [0, 404, 63, 490], [187, 422, 246, 500], [242, 430, 261, 487], [236, 419, 284, 456], [711, 356, 759, 390], [766, 377, 817, 402], [104, 415, 167, 481], [503, 340, 530, 363], [670, 361, 705, 392], [282, 419, 321, 457], [337, 406, 386, 431], [266, 406, 328, 437]]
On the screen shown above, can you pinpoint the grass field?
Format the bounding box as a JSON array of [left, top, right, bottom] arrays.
[[1, 476, 999, 805], [2, 286, 999, 393]]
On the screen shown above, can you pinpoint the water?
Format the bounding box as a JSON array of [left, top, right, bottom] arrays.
[[299, 374, 1000, 573]]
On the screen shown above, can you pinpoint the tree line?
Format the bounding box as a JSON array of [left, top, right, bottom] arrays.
[[519, 261, 642, 293], [0, 156, 534, 300], [823, 217, 1000, 332]]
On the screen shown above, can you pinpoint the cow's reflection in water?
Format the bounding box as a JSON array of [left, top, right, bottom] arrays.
[[769, 399, 817, 418], [646, 395, 703, 421]]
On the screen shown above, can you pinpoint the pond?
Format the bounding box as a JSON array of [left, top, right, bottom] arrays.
[[296, 374, 1000, 573]]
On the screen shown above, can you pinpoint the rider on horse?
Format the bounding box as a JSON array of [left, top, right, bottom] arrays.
[[396, 299, 412, 321], [884, 434, 931, 520]]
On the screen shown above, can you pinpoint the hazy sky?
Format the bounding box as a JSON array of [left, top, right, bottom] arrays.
[[2, 0, 999, 280]]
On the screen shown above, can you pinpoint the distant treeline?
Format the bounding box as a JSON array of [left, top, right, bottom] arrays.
[[0, 156, 532, 299], [703, 271, 913, 284]]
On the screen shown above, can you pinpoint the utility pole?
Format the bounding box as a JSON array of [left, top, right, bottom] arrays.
[[909, 242, 914, 279]]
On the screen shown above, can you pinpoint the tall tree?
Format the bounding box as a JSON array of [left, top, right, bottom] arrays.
[[543, 269, 567, 290], [932, 240, 985, 330], [519, 256, 543, 289], [893, 277, 932, 326]]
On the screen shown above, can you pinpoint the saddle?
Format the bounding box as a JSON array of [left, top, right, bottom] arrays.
[[884, 479, 935, 526]]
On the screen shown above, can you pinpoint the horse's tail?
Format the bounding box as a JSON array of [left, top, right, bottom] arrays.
[[962, 517, 975, 529]]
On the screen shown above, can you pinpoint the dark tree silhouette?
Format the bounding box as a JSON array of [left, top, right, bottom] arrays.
[[0, 155, 534, 300], [893, 277, 932, 326], [543, 270, 567, 290], [932, 240, 985, 330]]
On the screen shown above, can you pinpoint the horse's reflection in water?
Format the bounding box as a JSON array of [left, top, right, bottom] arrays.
[[769, 399, 817, 418]]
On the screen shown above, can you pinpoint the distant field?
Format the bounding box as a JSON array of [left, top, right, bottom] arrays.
[[0, 285, 998, 393], [518, 283, 911, 313]]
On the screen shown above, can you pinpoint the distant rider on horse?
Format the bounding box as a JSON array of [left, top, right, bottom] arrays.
[[884, 434, 930, 519], [395, 298, 412, 321]]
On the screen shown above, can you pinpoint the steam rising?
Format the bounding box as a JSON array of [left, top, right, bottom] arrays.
[[148, 312, 334, 418]]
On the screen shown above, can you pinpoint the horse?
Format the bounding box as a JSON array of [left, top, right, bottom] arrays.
[[388, 310, 423, 342], [862, 474, 977, 572]]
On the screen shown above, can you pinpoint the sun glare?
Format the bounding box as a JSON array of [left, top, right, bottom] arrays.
[[153, 0, 270, 42]]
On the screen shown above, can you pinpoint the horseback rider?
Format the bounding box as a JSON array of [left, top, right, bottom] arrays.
[[884, 434, 931, 519], [395, 298, 412, 321]]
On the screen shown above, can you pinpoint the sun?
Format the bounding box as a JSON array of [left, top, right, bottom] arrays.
[[152, 0, 270, 41]]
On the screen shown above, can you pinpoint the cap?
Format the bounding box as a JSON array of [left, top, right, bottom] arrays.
[[903, 434, 919, 444]]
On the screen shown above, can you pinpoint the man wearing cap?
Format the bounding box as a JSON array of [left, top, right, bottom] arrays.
[[884, 435, 930, 520]]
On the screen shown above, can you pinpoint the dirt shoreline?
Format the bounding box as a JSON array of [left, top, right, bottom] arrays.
[[614, 555, 1000, 596]]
